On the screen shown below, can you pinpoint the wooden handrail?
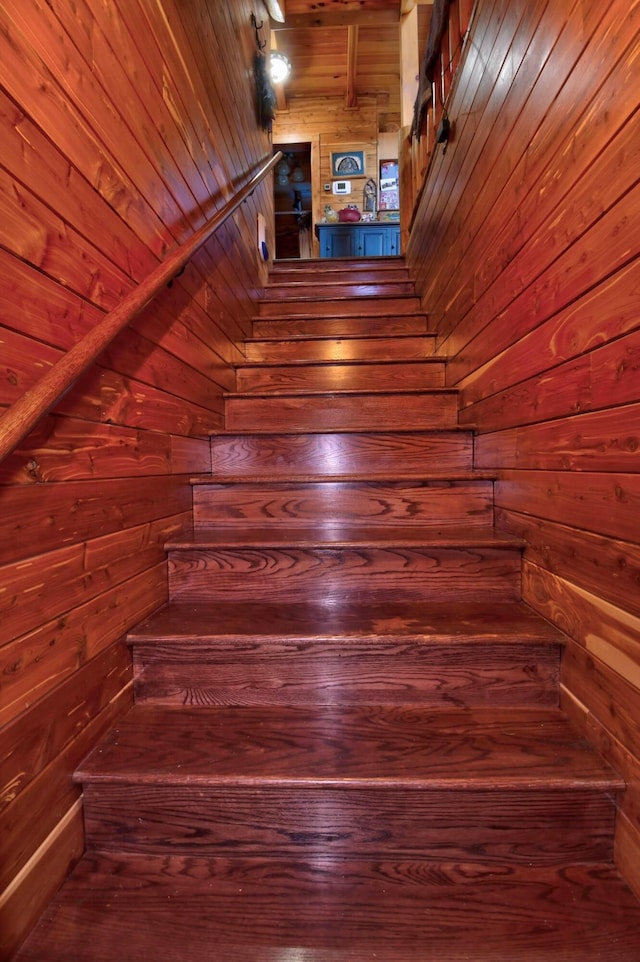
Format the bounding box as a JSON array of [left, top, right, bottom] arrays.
[[0, 151, 282, 464]]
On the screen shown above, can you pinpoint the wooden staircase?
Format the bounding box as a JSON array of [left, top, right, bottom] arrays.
[[15, 257, 640, 961]]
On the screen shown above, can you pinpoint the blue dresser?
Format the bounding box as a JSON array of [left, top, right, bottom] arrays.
[[316, 222, 401, 258]]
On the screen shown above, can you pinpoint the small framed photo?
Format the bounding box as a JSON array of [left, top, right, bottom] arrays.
[[379, 159, 398, 191], [331, 150, 365, 177]]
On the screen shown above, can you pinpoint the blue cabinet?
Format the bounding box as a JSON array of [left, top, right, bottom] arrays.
[[317, 222, 401, 258]]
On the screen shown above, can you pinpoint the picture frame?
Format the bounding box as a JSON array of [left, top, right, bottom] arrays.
[[379, 158, 399, 215], [379, 159, 398, 191], [331, 150, 365, 177]]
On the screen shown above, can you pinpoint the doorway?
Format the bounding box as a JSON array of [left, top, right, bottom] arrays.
[[273, 142, 312, 259]]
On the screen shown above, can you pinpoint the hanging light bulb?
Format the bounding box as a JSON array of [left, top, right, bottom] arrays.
[[270, 52, 291, 84]]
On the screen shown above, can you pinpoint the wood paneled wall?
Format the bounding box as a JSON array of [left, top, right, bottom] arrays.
[[0, 0, 273, 955], [407, 0, 640, 896], [273, 97, 380, 253]]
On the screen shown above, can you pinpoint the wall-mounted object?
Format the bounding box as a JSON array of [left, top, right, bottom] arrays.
[[264, 0, 285, 21], [331, 151, 365, 177], [379, 159, 399, 213], [270, 51, 291, 84], [332, 180, 351, 195]]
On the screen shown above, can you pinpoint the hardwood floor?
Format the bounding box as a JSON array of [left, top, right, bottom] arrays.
[[16, 856, 640, 962], [13, 257, 640, 960]]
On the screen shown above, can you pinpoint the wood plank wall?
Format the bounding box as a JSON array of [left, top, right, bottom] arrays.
[[273, 97, 380, 254], [0, 0, 273, 955], [406, 0, 640, 897]]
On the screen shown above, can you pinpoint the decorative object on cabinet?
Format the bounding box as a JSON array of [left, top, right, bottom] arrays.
[[338, 207, 361, 222], [331, 150, 365, 177], [363, 178, 376, 212]]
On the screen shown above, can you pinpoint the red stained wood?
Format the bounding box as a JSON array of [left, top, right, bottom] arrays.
[[496, 507, 640, 619], [167, 543, 522, 603], [193, 478, 493, 526], [0, 684, 132, 892], [258, 295, 423, 319], [494, 470, 640, 545], [0, 476, 190, 567], [82, 783, 614, 864], [263, 281, 416, 300], [253, 314, 428, 336], [210, 431, 473, 476], [14, 855, 640, 962], [224, 390, 458, 432], [461, 330, 640, 436], [245, 333, 437, 362], [129, 599, 563, 709], [474, 404, 640, 474], [236, 358, 446, 393], [270, 266, 411, 285], [76, 705, 620, 790], [0, 642, 132, 813]]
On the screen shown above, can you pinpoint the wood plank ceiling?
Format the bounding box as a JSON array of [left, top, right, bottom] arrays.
[[271, 0, 432, 130]]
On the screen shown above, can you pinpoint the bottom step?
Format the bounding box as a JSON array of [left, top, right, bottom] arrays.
[[15, 854, 640, 961]]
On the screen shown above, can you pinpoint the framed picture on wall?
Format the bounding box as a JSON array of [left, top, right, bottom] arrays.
[[331, 150, 365, 177], [379, 158, 399, 213], [379, 159, 398, 190]]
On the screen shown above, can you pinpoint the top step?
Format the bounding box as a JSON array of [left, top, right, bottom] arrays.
[[271, 266, 411, 285], [271, 256, 407, 276], [263, 280, 416, 301]]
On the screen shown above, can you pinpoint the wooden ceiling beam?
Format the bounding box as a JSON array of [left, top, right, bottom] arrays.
[[276, 9, 399, 29], [346, 25, 359, 107]]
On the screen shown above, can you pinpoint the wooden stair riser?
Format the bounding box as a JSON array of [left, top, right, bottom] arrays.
[[209, 432, 474, 477], [270, 267, 411, 284], [224, 392, 458, 433], [271, 256, 406, 273], [235, 360, 445, 393], [252, 315, 428, 337], [263, 281, 416, 300], [257, 296, 422, 319], [245, 334, 436, 362], [132, 640, 561, 708], [167, 546, 523, 603], [81, 784, 616, 865], [192, 480, 494, 527]]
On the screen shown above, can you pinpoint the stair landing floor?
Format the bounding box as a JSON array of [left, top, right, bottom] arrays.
[[15, 853, 640, 961]]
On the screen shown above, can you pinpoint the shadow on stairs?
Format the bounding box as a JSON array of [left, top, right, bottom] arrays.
[[14, 256, 640, 961]]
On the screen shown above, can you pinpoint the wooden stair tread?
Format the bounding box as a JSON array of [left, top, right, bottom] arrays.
[[190, 471, 495, 483], [18, 855, 640, 961], [224, 387, 457, 400], [262, 284, 416, 299], [245, 331, 434, 343], [236, 356, 444, 368], [211, 424, 469, 436], [75, 705, 622, 789], [127, 600, 564, 645], [15, 855, 640, 962], [165, 524, 524, 548]]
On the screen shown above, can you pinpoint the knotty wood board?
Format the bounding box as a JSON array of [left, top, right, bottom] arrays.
[[0, 0, 272, 946], [497, 508, 640, 620], [407, 0, 640, 890]]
